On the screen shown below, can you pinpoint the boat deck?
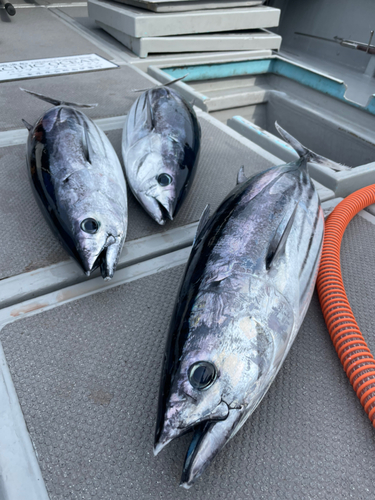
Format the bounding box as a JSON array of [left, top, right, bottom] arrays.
[[1, 5, 375, 499]]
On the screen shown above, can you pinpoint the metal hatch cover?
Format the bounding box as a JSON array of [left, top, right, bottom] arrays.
[[111, 0, 265, 13], [87, 0, 280, 38], [96, 24, 282, 58]]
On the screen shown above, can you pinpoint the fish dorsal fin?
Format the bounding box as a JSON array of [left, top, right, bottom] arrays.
[[20, 88, 97, 109], [193, 204, 210, 246], [22, 119, 32, 131], [132, 74, 189, 93], [42, 106, 71, 133], [237, 166, 247, 185], [266, 202, 299, 270]]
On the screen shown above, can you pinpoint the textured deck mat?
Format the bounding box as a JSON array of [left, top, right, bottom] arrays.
[[0, 116, 272, 279], [1, 65, 152, 132], [0, 8, 112, 64], [1, 214, 375, 499]]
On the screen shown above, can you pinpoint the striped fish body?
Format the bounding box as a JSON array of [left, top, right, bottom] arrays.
[[122, 86, 200, 225], [154, 152, 324, 487], [25, 100, 128, 279]]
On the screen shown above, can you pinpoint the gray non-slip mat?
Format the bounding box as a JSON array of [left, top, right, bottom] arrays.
[[0, 8, 112, 64], [0, 116, 272, 280], [0, 65, 150, 132], [2, 215, 375, 499], [0, 143, 69, 278]]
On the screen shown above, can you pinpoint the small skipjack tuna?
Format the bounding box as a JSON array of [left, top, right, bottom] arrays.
[[122, 77, 201, 225], [22, 89, 128, 280], [154, 123, 350, 487]]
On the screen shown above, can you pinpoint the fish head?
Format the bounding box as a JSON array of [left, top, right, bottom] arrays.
[[70, 194, 127, 280], [130, 151, 186, 225], [155, 285, 274, 487]]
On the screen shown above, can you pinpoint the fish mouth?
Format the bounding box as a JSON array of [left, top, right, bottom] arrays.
[[85, 235, 123, 280], [179, 408, 243, 489], [141, 193, 174, 225], [154, 198, 173, 225], [154, 402, 242, 488], [154, 399, 229, 456]]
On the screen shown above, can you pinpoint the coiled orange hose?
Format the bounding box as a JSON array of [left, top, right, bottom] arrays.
[[317, 185, 375, 426]]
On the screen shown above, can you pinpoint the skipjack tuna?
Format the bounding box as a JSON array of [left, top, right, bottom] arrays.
[[154, 123, 350, 487], [122, 80, 200, 225], [22, 89, 128, 280]]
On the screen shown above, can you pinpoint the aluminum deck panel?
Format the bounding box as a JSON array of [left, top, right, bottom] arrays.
[[0, 8, 112, 64], [88, 0, 280, 38], [2, 215, 375, 499], [0, 117, 273, 280]]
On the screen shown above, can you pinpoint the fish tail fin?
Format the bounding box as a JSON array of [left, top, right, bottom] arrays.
[[275, 121, 351, 172], [132, 73, 189, 93], [20, 88, 97, 109]]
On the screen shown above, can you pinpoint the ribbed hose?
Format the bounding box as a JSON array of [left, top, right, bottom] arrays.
[[317, 185, 375, 426]]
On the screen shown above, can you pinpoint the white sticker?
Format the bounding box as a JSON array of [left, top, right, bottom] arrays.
[[0, 54, 118, 82]]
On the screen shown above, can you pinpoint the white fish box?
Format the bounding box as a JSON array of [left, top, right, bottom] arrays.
[[110, 0, 265, 13], [88, 0, 280, 38], [97, 22, 281, 57]]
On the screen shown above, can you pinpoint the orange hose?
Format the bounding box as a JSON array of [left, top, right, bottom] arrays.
[[317, 185, 375, 427]]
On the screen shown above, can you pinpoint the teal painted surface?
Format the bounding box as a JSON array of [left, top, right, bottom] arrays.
[[272, 59, 347, 102], [163, 59, 273, 82], [163, 59, 375, 116], [367, 96, 375, 114]]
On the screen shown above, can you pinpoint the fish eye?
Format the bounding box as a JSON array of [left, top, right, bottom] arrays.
[[188, 361, 217, 390], [157, 173, 172, 187], [80, 218, 99, 234]]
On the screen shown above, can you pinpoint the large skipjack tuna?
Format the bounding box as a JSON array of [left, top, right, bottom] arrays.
[[154, 123, 350, 487], [22, 89, 128, 280], [122, 78, 201, 225]]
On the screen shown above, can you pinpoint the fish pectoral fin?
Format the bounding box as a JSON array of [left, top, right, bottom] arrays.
[[180, 408, 243, 489], [266, 202, 299, 270], [237, 166, 247, 185], [193, 204, 211, 247], [21, 119, 32, 131]]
